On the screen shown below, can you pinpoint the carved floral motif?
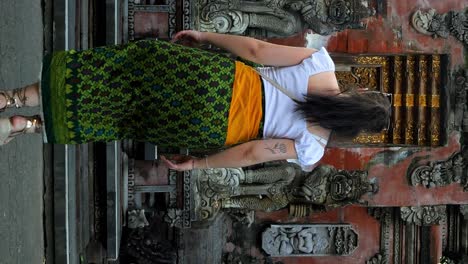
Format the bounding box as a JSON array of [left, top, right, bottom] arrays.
[[412, 8, 468, 46], [400, 206, 446, 226], [409, 152, 466, 190], [262, 224, 358, 256], [366, 253, 389, 264]]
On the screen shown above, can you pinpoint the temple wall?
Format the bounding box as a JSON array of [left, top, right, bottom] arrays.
[[224, 0, 468, 263], [125, 0, 468, 263], [325, 0, 466, 68]]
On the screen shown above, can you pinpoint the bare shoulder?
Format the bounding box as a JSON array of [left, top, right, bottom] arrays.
[[307, 71, 340, 96]]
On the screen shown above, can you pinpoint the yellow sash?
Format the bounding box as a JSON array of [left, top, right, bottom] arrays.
[[225, 61, 263, 145]]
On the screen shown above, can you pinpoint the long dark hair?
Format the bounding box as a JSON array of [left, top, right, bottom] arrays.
[[295, 92, 392, 138]]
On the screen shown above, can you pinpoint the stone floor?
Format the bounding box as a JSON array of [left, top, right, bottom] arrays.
[[0, 0, 45, 263]]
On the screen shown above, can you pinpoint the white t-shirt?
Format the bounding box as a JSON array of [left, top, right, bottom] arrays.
[[257, 47, 335, 171]]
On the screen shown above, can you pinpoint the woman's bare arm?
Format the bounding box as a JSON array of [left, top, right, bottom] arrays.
[[161, 139, 298, 171], [172, 30, 317, 67]]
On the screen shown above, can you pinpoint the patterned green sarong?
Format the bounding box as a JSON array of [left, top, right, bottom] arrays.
[[41, 40, 235, 148]]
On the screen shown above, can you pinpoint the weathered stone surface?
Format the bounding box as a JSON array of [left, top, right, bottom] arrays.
[[0, 0, 44, 263], [262, 224, 358, 256]]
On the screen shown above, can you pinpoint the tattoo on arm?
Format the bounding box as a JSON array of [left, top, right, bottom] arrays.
[[265, 143, 287, 155]]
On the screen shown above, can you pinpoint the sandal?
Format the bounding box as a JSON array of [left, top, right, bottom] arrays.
[[0, 116, 42, 145], [0, 89, 27, 112]]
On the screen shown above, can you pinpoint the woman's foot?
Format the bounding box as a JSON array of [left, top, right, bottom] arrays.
[[0, 115, 42, 145], [0, 83, 40, 111]]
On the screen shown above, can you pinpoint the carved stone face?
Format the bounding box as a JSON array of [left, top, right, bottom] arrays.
[[330, 174, 354, 201], [328, 0, 352, 25]]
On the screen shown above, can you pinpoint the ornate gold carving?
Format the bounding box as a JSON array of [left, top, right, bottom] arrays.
[[432, 55, 441, 80], [417, 123, 427, 146], [356, 56, 390, 92], [336, 67, 378, 90], [429, 55, 441, 146], [393, 119, 402, 143], [405, 94, 415, 107], [353, 67, 378, 89], [430, 122, 440, 146], [336, 71, 360, 89], [394, 56, 403, 81], [417, 55, 429, 146], [430, 95, 440, 107], [405, 123, 415, 144], [353, 132, 386, 144], [392, 56, 404, 144], [393, 94, 402, 107], [407, 56, 416, 83], [356, 56, 387, 65], [418, 94, 427, 107]]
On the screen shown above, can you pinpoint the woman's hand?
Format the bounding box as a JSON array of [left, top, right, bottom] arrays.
[[160, 155, 196, 171], [171, 30, 204, 46]]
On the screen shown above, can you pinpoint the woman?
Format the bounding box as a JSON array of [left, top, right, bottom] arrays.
[[0, 30, 391, 171]]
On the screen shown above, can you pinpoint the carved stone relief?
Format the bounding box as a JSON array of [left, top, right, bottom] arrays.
[[262, 224, 358, 256], [196, 0, 375, 37], [408, 151, 466, 190], [400, 206, 446, 226], [367, 208, 393, 264], [412, 8, 468, 47], [192, 164, 300, 222], [366, 253, 388, 264], [440, 255, 468, 264], [122, 227, 177, 264], [460, 205, 468, 220], [127, 209, 150, 229], [187, 164, 377, 224], [163, 164, 377, 228], [453, 69, 468, 132]]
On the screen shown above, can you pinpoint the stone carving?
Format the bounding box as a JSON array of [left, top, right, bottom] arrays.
[[193, 164, 300, 222], [299, 164, 377, 208], [262, 224, 358, 256], [197, 0, 375, 37], [400, 206, 446, 226], [366, 253, 388, 264], [440, 254, 468, 264], [411, 8, 468, 47], [453, 69, 468, 132], [227, 208, 256, 227], [409, 151, 466, 190], [163, 164, 376, 228], [460, 205, 468, 220], [122, 227, 177, 264], [164, 208, 184, 227], [367, 207, 392, 263], [127, 209, 150, 229], [189, 164, 377, 222]]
